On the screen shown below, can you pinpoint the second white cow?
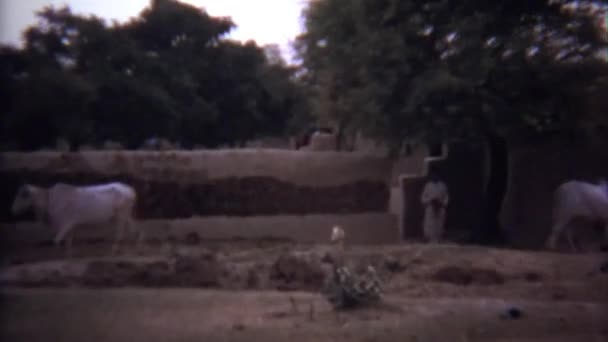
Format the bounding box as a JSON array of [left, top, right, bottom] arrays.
[[546, 180, 608, 252], [11, 182, 140, 256]]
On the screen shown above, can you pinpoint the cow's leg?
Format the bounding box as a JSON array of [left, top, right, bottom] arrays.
[[546, 219, 567, 251], [134, 220, 145, 255], [565, 226, 578, 253], [602, 222, 608, 251], [54, 224, 74, 259], [121, 216, 140, 256], [111, 221, 125, 256], [121, 212, 143, 256], [66, 231, 75, 258]]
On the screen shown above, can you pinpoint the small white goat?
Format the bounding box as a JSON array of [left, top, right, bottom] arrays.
[[546, 180, 608, 252], [11, 182, 140, 257], [330, 225, 346, 247]]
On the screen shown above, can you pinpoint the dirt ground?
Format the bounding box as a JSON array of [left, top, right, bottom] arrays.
[[1, 238, 607, 342]]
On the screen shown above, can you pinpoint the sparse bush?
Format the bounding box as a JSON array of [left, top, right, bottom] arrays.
[[322, 265, 382, 310]]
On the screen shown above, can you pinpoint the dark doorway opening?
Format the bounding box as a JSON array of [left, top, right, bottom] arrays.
[[429, 143, 443, 157], [473, 133, 509, 245]]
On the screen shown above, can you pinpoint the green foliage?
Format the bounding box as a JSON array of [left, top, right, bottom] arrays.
[[296, 0, 608, 151], [1, 0, 309, 150]]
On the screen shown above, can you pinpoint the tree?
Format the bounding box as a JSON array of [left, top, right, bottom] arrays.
[[1, 0, 309, 150], [296, 0, 608, 244]]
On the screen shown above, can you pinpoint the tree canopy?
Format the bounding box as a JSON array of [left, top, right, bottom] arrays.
[[296, 0, 608, 153], [1, 0, 309, 150]]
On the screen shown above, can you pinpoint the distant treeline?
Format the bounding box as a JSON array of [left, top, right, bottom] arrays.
[[0, 0, 311, 151]]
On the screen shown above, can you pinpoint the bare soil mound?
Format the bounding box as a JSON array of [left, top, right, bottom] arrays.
[[431, 266, 506, 286], [1, 242, 607, 304], [1, 289, 607, 342]]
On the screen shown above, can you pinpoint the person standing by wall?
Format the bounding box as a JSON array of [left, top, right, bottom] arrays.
[[421, 169, 450, 243]]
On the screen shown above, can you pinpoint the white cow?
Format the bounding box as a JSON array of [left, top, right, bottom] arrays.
[[546, 180, 608, 252], [11, 182, 140, 257]]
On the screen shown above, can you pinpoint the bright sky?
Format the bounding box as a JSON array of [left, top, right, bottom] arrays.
[[0, 0, 306, 62]]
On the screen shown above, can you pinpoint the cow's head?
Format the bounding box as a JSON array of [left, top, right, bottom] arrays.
[[11, 185, 38, 215], [599, 179, 608, 197]]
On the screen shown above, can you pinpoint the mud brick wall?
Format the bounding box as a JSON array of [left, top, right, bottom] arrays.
[[0, 171, 388, 221], [0, 150, 392, 223]]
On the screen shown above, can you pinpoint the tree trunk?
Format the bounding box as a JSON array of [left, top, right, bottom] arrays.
[[472, 132, 509, 245]]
